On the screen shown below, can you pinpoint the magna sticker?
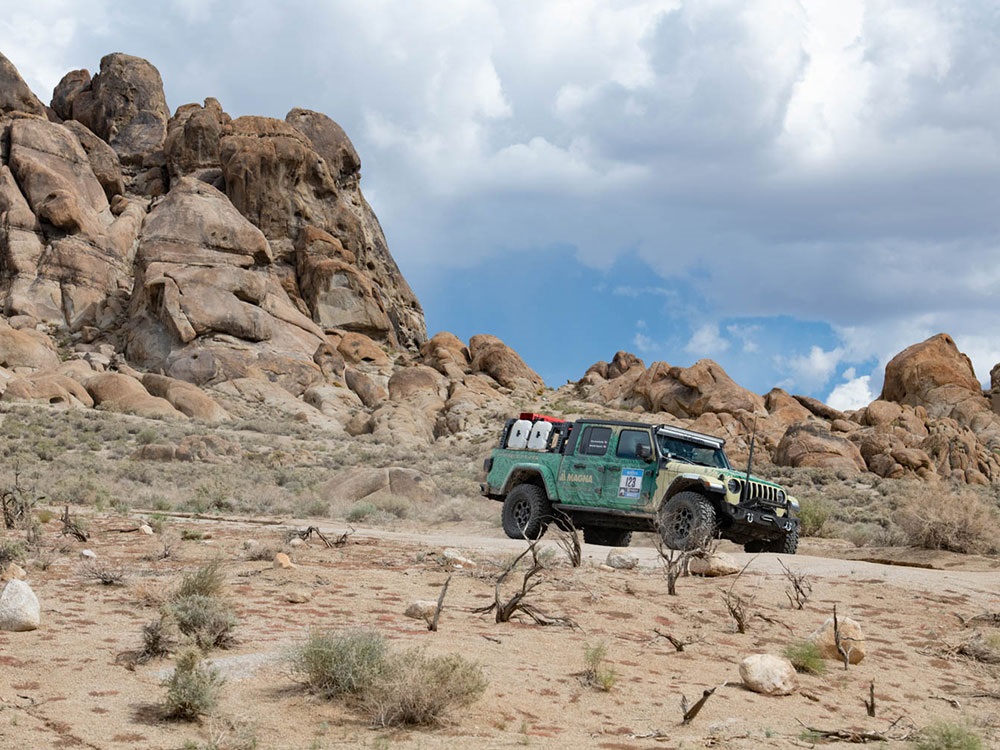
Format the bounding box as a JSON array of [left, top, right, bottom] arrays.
[[618, 468, 643, 499]]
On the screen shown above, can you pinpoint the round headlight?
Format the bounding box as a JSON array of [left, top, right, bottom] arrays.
[[776, 489, 786, 503], [727, 478, 741, 494]]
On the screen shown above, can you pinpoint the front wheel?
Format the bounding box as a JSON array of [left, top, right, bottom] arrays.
[[744, 528, 799, 554], [501, 484, 551, 540], [657, 491, 716, 550]]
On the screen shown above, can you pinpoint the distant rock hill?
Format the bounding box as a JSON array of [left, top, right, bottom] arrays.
[[1, 51, 999, 484]]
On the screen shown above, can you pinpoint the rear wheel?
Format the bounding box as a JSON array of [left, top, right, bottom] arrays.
[[501, 484, 551, 540], [657, 491, 716, 550], [583, 526, 633, 547]]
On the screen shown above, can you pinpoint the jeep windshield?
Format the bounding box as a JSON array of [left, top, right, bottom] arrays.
[[655, 434, 730, 469]]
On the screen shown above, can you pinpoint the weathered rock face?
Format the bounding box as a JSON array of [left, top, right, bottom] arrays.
[[0, 116, 145, 328], [164, 98, 230, 186]]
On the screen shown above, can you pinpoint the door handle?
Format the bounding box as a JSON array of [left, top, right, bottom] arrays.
[[573, 463, 586, 469]]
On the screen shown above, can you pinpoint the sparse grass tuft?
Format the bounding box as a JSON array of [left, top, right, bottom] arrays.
[[783, 640, 826, 675], [912, 720, 983, 750], [580, 641, 617, 691]]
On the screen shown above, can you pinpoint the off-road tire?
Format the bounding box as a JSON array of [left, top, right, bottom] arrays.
[[767, 528, 799, 554], [658, 491, 716, 550], [583, 526, 633, 547], [744, 528, 799, 554], [501, 484, 551, 540]]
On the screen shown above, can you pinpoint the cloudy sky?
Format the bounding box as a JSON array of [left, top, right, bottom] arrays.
[[5, 1, 1000, 408]]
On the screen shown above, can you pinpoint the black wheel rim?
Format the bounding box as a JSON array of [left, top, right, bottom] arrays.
[[512, 499, 531, 530], [670, 507, 693, 538]]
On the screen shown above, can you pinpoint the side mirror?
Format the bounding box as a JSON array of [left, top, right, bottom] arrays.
[[635, 444, 653, 462]]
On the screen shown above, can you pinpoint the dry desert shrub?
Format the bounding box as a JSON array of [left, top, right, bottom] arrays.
[[290, 628, 387, 699], [895, 488, 1000, 554], [169, 594, 237, 651], [162, 648, 225, 721], [361, 647, 487, 728], [288, 629, 486, 727], [170, 561, 237, 650], [177, 560, 227, 599]]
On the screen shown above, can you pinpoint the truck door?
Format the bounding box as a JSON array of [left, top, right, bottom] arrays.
[[557, 424, 613, 506], [603, 428, 656, 510]]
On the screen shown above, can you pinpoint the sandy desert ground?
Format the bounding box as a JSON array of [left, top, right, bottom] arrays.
[[2, 509, 999, 750]]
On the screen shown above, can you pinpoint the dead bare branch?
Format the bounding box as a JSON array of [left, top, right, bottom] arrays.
[[286, 525, 348, 548], [864, 681, 876, 717], [652, 628, 704, 652], [833, 604, 857, 669], [472, 539, 577, 628], [1, 467, 40, 530], [429, 575, 451, 632], [797, 716, 915, 744], [681, 683, 725, 724], [551, 512, 582, 567], [60, 505, 89, 542], [778, 558, 812, 610], [722, 558, 759, 634]]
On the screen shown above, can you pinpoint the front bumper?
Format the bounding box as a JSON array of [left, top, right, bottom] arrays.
[[718, 501, 799, 541]]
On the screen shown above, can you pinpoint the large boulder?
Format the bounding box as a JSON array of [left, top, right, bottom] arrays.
[[739, 654, 797, 696], [774, 422, 867, 473], [1, 372, 94, 408], [469, 334, 545, 392], [69, 53, 170, 166], [81, 372, 186, 419], [881, 334, 989, 425], [808, 616, 867, 664], [632, 359, 765, 418], [0, 320, 60, 371], [50, 68, 91, 121], [295, 226, 391, 337], [0, 52, 46, 117], [0, 579, 40, 631], [285, 108, 361, 185], [420, 331, 471, 380]]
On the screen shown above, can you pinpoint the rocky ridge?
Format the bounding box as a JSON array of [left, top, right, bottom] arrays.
[[1, 52, 999, 484]]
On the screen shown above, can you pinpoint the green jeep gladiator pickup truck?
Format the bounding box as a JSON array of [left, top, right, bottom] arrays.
[[481, 413, 799, 553]]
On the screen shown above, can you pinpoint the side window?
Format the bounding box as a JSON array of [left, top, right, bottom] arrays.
[[616, 430, 651, 459], [578, 426, 612, 456]]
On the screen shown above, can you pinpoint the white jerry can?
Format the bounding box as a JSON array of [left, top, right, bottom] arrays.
[[507, 419, 533, 449], [527, 420, 553, 451]]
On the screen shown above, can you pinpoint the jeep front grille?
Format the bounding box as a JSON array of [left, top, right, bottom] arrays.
[[743, 482, 785, 507]]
